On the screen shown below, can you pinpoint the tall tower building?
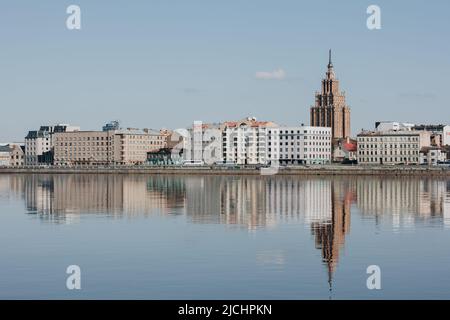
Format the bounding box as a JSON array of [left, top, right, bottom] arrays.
[[310, 50, 351, 141]]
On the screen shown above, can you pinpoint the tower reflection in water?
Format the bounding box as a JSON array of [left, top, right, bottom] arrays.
[[3, 174, 450, 285]]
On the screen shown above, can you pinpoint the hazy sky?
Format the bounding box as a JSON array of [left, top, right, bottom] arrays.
[[1, 0, 449, 141]]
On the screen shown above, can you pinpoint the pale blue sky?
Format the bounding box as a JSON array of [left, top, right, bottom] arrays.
[[1, 0, 449, 141]]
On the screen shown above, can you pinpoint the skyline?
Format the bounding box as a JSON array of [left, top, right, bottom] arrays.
[[2, 1, 450, 141]]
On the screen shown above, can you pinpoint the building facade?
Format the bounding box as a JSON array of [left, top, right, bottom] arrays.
[[111, 129, 166, 165], [333, 137, 357, 163], [25, 130, 52, 165], [310, 50, 351, 142], [183, 122, 223, 165], [25, 124, 80, 165], [53, 128, 166, 166], [357, 130, 431, 165], [9, 144, 25, 166], [419, 147, 447, 165], [269, 126, 332, 165], [0, 144, 25, 167], [412, 124, 450, 147], [222, 118, 278, 165], [54, 130, 112, 165], [375, 122, 450, 147], [0, 146, 11, 166]]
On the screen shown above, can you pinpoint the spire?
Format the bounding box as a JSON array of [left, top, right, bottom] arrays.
[[328, 49, 333, 69], [326, 49, 335, 80]]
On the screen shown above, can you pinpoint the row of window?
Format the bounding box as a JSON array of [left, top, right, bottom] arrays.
[[358, 136, 419, 142], [359, 150, 419, 156], [359, 144, 419, 149], [359, 157, 419, 163]]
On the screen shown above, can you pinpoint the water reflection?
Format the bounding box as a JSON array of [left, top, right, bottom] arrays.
[[1, 174, 449, 288]]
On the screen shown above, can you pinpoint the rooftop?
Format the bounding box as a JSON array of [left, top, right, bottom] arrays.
[[358, 130, 427, 137]]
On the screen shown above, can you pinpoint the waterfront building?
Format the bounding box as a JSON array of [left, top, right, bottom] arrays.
[[310, 50, 351, 142], [24, 130, 52, 165], [375, 122, 450, 147], [419, 147, 447, 165], [53, 130, 112, 165], [332, 137, 357, 163], [25, 124, 80, 165], [53, 128, 166, 166], [8, 144, 25, 166], [0, 146, 11, 166], [222, 117, 278, 165], [183, 118, 276, 165], [268, 125, 332, 165], [183, 122, 223, 164], [412, 124, 450, 147], [112, 128, 165, 164], [357, 130, 431, 165], [0, 144, 24, 167]]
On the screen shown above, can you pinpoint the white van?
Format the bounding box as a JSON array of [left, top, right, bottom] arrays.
[[182, 160, 205, 167]]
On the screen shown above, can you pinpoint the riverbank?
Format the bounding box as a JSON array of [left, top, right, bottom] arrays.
[[0, 165, 449, 176]]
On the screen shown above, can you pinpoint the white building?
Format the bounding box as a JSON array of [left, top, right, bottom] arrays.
[[357, 130, 431, 165], [419, 147, 447, 165], [269, 126, 332, 165], [222, 118, 278, 165], [25, 130, 52, 165], [183, 122, 223, 164]]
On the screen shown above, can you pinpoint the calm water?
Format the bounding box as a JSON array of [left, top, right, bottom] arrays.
[[0, 174, 450, 299]]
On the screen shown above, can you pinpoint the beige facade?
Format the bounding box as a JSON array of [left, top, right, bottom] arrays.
[[357, 131, 431, 165], [54, 131, 112, 165], [310, 50, 351, 141], [112, 129, 166, 164], [0, 144, 25, 167], [9, 144, 24, 166], [54, 129, 166, 165]]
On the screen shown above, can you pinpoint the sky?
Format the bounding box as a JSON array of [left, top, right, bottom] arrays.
[[1, 0, 449, 141]]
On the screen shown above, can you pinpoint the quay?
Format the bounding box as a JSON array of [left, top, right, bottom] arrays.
[[0, 165, 449, 176]]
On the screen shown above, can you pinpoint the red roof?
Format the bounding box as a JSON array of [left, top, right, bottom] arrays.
[[343, 141, 357, 152]]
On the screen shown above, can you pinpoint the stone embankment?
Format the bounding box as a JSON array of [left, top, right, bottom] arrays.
[[0, 165, 449, 176]]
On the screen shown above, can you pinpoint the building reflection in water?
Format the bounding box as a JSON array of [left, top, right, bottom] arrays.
[[357, 178, 450, 229], [4, 174, 450, 285], [311, 179, 355, 292]]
